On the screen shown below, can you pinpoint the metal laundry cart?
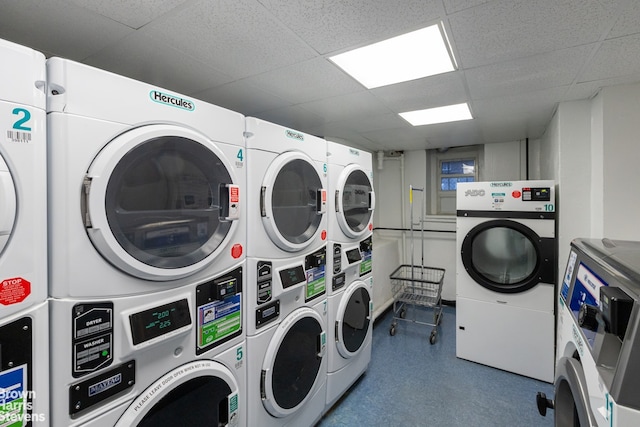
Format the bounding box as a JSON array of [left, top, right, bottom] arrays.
[[389, 186, 445, 344]]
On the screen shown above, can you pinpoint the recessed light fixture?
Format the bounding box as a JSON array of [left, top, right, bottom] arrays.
[[399, 103, 473, 126], [329, 22, 456, 89]]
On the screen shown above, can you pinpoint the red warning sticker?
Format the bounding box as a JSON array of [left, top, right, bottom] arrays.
[[369, 223, 373, 231], [321, 230, 327, 240], [322, 190, 327, 202], [230, 186, 240, 203], [0, 277, 31, 305]]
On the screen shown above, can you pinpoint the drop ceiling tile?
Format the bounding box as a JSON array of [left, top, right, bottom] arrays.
[[243, 57, 364, 104], [0, 0, 132, 60], [371, 72, 468, 112], [449, 0, 619, 68], [144, 0, 317, 79], [258, 0, 446, 55], [607, 2, 640, 39], [579, 34, 640, 82], [442, 0, 492, 14], [84, 33, 233, 95], [251, 105, 326, 133], [566, 73, 640, 101], [328, 113, 409, 134], [300, 91, 394, 123], [465, 44, 594, 100], [67, 0, 189, 29], [193, 80, 291, 116]]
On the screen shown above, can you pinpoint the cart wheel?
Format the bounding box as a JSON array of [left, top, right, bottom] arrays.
[[400, 309, 406, 319], [390, 326, 396, 336], [429, 331, 437, 344]]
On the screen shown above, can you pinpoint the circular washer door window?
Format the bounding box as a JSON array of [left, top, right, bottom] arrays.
[[336, 165, 374, 238], [337, 281, 371, 358], [85, 125, 237, 281], [261, 151, 325, 252], [0, 155, 16, 256], [461, 220, 542, 293], [261, 307, 326, 417]]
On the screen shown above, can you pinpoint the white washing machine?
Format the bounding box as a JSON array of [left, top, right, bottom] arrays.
[[244, 118, 328, 426], [46, 58, 246, 298], [0, 38, 47, 319], [49, 268, 246, 427], [544, 238, 640, 426], [456, 180, 557, 382], [0, 301, 48, 426], [325, 141, 374, 411]]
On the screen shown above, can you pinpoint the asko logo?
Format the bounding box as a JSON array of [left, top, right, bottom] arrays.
[[149, 90, 195, 111], [464, 189, 485, 197]]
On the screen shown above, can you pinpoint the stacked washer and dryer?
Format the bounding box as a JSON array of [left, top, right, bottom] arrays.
[[0, 38, 49, 426], [456, 180, 557, 383], [244, 118, 329, 427], [47, 59, 247, 426], [324, 141, 375, 412]]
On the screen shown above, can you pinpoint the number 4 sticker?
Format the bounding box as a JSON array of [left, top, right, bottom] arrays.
[[237, 149, 244, 162]]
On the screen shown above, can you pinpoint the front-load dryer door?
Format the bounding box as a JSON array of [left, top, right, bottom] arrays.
[[335, 165, 374, 239], [115, 360, 240, 427], [0, 154, 16, 256], [460, 219, 555, 293], [336, 281, 372, 358], [261, 151, 326, 252], [261, 307, 326, 417], [84, 125, 240, 281]]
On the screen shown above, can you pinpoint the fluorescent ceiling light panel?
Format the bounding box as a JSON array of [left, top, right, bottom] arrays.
[[329, 23, 456, 89], [400, 103, 473, 126]]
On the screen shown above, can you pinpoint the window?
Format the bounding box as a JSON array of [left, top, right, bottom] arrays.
[[428, 146, 481, 215], [439, 159, 476, 191]]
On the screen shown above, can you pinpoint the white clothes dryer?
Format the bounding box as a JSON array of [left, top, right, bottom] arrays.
[[49, 267, 246, 427], [246, 298, 327, 427], [0, 301, 48, 426], [0, 38, 47, 318], [546, 238, 640, 426], [46, 58, 245, 298], [244, 117, 327, 259], [325, 255, 372, 412], [325, 141, 374, 249], [456, 180, 557, 382]]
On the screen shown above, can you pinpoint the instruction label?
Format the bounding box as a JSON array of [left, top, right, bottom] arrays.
[[198, 294, 242, 348], [0, 365, 29, 427], [305, 267, 326, 301]]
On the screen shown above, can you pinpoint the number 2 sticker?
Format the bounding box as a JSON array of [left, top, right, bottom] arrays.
[[12, 108, 32, 131]]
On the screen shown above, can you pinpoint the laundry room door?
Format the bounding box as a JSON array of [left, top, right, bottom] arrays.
[[336, 165, 374, 238], [261, 152, 326, 252], [84, 125, 239, 281], [261, 307, 326, 417], [460, 219, 555, 293], [336, 281, 371, 358], [115, 360, 239, 426], [0, 154, 16, 255]]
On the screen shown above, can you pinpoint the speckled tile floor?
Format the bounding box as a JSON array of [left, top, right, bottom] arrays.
[[317, 305, 554, 427]]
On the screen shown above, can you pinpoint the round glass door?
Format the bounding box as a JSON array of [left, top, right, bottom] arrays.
[[0, 155, 16, 256], [137, 376, 231, 426], [261, 307, 326, 417], [262, 152, 325, 252], [461, 220, 542, 293], [337, 282, 371, 357], [115, 360, 239, 427], [336, 165, 373, 239], [85, 125, 237, 280]]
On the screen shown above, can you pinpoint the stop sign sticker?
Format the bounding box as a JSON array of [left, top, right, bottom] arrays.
[[0, 277, 31, 305]]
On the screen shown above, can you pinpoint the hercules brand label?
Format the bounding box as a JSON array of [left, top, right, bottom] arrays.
[[285, 129, 304, 141], [149, 90, 195, 111]]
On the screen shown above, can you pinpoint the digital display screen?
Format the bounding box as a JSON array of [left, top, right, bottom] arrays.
[[522, 187, 551, 202], [129, 299, 191, 345], [346, 248, 362, 264], [279, 266, 306, 289]]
